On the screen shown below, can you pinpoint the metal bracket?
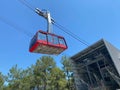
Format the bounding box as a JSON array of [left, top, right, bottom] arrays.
[[35, 8, 54, 33]]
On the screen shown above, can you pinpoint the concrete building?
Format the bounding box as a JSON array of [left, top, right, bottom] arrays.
[[71, 39, 120, 90]]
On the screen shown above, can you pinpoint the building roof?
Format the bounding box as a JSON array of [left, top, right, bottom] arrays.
[[71, 39, 120, 76]]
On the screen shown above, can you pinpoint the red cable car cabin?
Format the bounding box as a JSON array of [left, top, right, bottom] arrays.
[[29, 30, 68, 55]]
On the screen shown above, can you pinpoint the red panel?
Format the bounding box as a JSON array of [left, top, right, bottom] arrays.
[[47, 42, 59, 47], [37, 40, 47, 45], [29, 42, 39, 52], [38, 30, 64, 38], [59, 44, 67, 49]]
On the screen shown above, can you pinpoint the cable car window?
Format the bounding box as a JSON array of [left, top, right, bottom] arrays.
[[53, 36, 59, 44], [29, 36, 37, 48], [47, 35, 59, 45], [59, 38, 65, 45], [48, 35, 53, 44], [38, 32, 47, 41]]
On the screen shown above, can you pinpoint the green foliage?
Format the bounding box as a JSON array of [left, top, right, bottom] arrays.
[[0, 72, 4, 89], [49, 67, 67, 90], [0, 55, 75, 90], [61, 55, 75, 90], [33, 56, 56, 90], [7, 65, 31, 90]]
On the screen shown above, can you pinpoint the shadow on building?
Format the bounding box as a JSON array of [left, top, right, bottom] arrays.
[[71, 39, 120, 90]]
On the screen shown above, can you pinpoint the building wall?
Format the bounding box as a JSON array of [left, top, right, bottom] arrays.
[[71, 39, 120, 90]]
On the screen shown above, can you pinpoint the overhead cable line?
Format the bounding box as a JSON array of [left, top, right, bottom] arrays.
[[53, 22, 89, 46], [18, 0, 35, 12], [0, 16, 33, 37], [18, 0, 90, 46]]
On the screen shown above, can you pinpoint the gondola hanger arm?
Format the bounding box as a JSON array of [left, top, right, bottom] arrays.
[[35, 8, 54, 33]]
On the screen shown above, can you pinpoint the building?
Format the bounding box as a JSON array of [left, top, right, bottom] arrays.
[[71, 39, 120, 90]]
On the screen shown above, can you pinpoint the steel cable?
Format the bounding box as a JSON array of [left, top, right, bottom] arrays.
[[18, 0, 90, 46], [0, 16, 33, 37]]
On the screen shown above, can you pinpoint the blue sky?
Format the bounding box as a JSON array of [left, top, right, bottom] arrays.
[[0, 0, 120, 75]]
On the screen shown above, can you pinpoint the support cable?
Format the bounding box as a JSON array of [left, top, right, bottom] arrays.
[[0, 16, 33, 37], [53, 22, 89, 46], [18, 0, 35, 12], [18, 0, 90, 47]]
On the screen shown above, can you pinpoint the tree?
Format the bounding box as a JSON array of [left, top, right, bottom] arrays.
[[2, 55, 75, 90], [61, 55, 74, 90], [0, 72, 4, 89], [7, 65, 31, 90], [33, 56, 56, 90], [49, 67, 68, 90], [7, 65, 21, 89]]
